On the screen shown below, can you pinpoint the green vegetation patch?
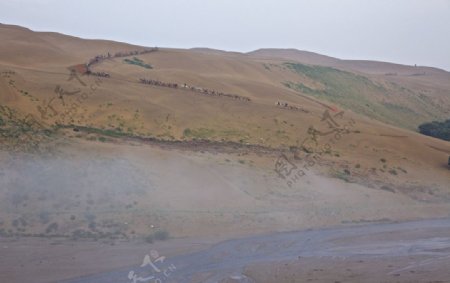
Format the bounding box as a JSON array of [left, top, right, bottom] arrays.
[[123, 57, 153, 69]]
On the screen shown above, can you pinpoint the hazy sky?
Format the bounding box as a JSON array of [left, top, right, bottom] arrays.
[[1, 0, 450, 70]]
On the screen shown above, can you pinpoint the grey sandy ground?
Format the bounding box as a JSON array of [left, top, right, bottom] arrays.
[[58, 218, 450, 283]]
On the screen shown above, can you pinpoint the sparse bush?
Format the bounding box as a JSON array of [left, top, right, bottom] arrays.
[[144, 230, 169, 243], [84, 213, 96, 222], [144, 234, 154, 243], [71, 229, 97, 240], [183, 128, 192, 137], [88, 222, 97, 230], [334, 170, 350, 182], [380, 185, 395, 193], [380, 158, 386, 163], [153, 230, 169, 241], [45, 222, 58, 234], [12, 219, 19, 228], [11, 192, 28, 208], [19, 218, 27, 226], [39, 211, 50, 224]]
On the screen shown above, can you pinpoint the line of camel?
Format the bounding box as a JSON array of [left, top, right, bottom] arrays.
[[80, 48, 160, 77], [275, 101, 309, 113], [86, 47, 159, 68], [87, 71, 110, 78], [139, 78, 252, 102], [69, 49, 309, 112], [68, 48, 158, 78]]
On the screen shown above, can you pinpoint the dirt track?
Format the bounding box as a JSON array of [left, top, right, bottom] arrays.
[[59, 218, 450, 283]]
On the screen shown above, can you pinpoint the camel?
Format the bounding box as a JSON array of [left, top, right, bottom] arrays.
[[138, 78, 250, 101]]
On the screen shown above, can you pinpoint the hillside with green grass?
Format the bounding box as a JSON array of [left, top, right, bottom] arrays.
[[282, 62, 449, 130]]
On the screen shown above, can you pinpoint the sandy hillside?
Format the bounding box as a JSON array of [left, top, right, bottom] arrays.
[[0, 23, 449, 283]]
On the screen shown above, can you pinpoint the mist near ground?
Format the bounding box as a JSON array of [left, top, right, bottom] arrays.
[[0, 154, 152, 211]]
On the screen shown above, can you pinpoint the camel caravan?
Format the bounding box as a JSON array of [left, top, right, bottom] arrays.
[[139, 78, 251, 102], [88, 71, 110, 78], [86, 47, 159, 68], [275, 101, 309, 113], [139, 79, 178, 88], [70, 47, 159, 78]]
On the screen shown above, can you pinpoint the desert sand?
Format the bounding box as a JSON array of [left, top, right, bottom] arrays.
[[0, 23, 450, 282]]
